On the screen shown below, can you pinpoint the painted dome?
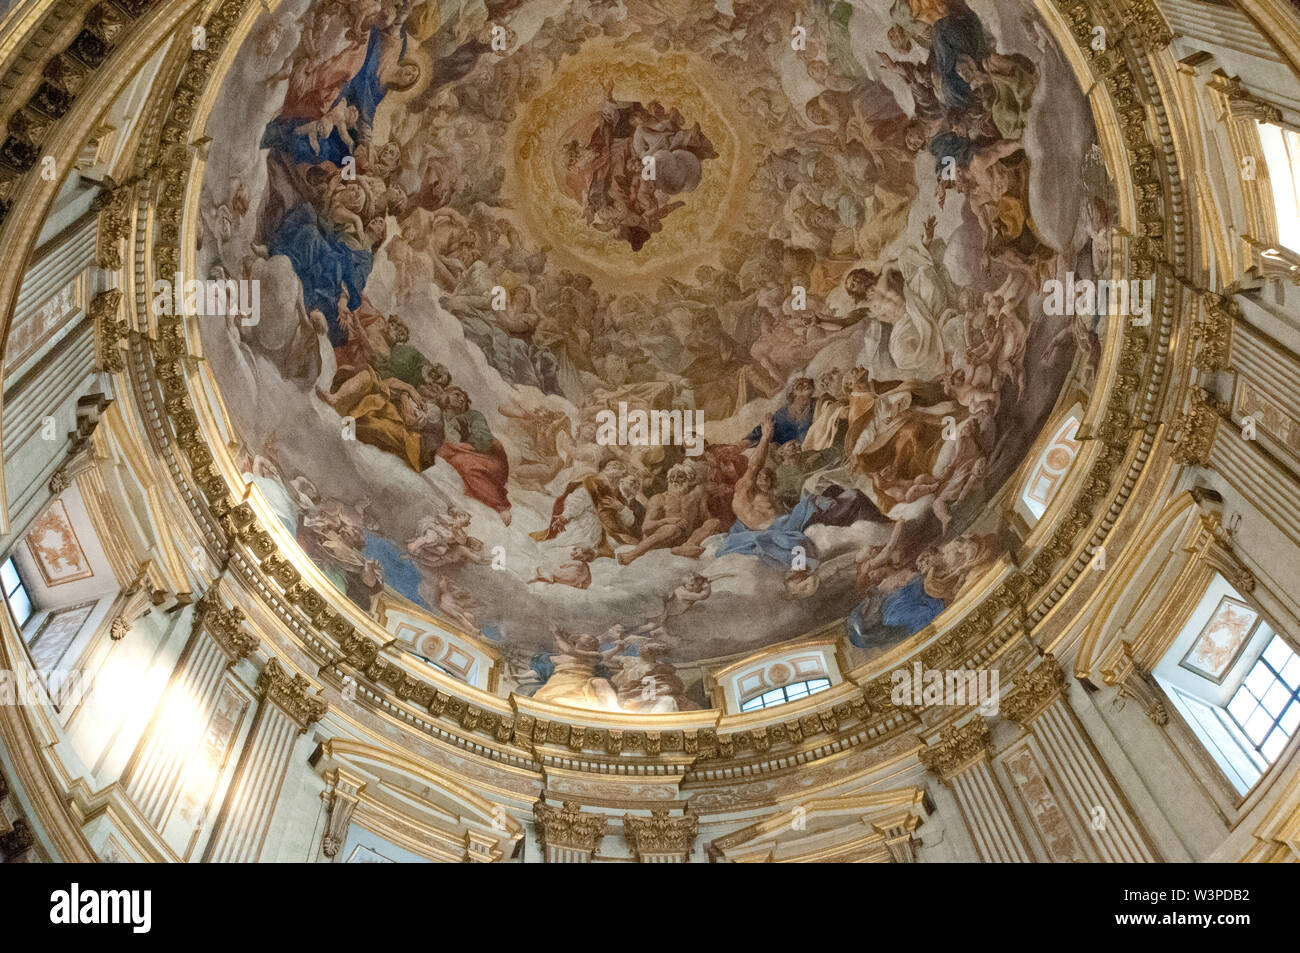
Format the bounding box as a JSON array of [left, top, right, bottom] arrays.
[[196, 0, 1109, 712]]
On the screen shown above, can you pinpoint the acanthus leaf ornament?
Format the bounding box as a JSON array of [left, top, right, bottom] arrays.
[[918, 716, 993, 781], [1171, 389, 1219, 467], [533, 799, 608, 857], [256, 658, 328, 732], [1001, 655, 1068, 725], [623, 808, 699, 861]]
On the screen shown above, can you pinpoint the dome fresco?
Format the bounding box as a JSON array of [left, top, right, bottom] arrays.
[[197, 0, 1110, 713]]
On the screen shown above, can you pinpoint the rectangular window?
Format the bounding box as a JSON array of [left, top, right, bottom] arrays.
[[1226, 634, 1300, 764], [739, 678, 833, 712], [1, 556, 32, 628], [1257, 122, 1300, 254]]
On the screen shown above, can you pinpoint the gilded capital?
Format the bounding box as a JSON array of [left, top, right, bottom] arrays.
[[1208, 72, 1283, 124], [1102, 642, 1169, 726], [918, 716, 993, 780], [90, 289, 128, 374], [533, 800, 608, 856], [623, 808, 699, 861], [194, 589, 258, 661], [1171, 389, 1219, 467], [257, 658, 328, 731], [1001, 655, 1068, 725]]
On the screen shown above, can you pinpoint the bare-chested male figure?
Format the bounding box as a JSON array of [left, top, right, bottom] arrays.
[[731, 414, 784, 531], [617, 464, 721, 564]]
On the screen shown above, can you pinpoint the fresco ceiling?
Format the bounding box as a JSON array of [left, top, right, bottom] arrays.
[[195, 0, 1112, 714]]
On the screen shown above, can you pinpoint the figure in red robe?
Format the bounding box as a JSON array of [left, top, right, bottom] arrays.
[[436, 387, 512, 524]]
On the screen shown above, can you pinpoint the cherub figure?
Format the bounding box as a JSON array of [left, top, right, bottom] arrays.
[[531, 546, 596, 590], [295, 101, 360, 154]]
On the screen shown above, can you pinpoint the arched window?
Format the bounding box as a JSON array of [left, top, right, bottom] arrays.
[[739, 678, 831, 712], [1020, 410, 1082, 521], [1257, 122, 1300, 254]]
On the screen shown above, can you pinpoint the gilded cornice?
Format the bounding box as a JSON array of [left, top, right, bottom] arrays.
[[255, 657, 327, 732], [26, 0, 1202, 787], [1123, 0, 1174, 49], [0, 0, 158, 223]]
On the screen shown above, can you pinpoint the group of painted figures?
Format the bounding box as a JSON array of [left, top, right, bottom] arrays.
[[211, 0, 1104, 711]]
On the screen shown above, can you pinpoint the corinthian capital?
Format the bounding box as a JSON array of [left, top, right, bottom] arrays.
[[533, 800, 608, 858], [256, 658, 328, 732], [194, 588, 258, 661], [1001, 655, 1068, 725], [918, 716, 993, 780], [623, 809, 699, 861]]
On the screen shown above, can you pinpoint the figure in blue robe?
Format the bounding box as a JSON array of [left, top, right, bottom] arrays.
[[847, 574, 946, 648], [266, 202, 372, 344], [746, 401, 816, 446], [929, 0, 989, 110], [881, 574, 946, 631], [717, 495, 821, 571], [362, 534, 426, 608], [258, 25, 405, 168]]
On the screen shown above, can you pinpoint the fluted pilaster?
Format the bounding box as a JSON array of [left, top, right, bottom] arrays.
[[203, 660, 326, 863], [1004, 656, 1158, 862], [123, 592, 256, 829], [920, 716, 1033, 863]]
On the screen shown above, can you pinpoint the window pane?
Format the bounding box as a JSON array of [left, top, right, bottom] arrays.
[[1259, 123, 1300, 252], [1227, 689, 1256, 723], [1263, 635, 1294, 673], [1261, 726, 1289, 763], [0, 558, 19, 596], [1280, 655, 1300, 691], [1244, 706, 1274, 745], [7, 586, 31, 628], [1261, 679, 1292, 718], [785, 684, 808, 700], [763, 689, 784, 705], [1245, 662, 1274, 698], [1280, 700, 1300, 735], [741, 697, 762, 712], [808, 679, 830, 693]]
